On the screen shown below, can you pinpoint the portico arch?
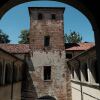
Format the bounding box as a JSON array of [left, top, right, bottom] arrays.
[[0, 0, 97, 26], [0, 1, 100, 100]]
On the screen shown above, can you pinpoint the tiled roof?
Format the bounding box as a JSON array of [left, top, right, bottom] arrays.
[[0, 44, 30, 53], [0, 48, 24, 61], [67, 46, 95, 62], [0, 42, 95, 53], [65, 42, 95, 51]]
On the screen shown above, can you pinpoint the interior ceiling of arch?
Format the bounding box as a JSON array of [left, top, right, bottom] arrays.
[[0, 0, 99, 28], [0, 0, 98, 11]]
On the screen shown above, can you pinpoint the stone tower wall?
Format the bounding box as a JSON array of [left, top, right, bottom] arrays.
[[29, 8, 65, 50], [28, 7, 71, 100]]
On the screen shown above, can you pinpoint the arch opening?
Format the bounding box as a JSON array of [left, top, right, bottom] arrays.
[[38, 95, 56, 100], [0, 1, 95, 43]]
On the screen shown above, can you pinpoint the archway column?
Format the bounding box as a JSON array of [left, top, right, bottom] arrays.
[[93, 27, 100, 83]]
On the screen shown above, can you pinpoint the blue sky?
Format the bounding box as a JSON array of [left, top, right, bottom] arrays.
[[0, 1, 95, 44]]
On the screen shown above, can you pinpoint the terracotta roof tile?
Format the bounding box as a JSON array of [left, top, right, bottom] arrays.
[[0, 42, 95, 53], [67, 46, 95, 62], [0, 44, 30, 53], [65, 42, 95, 51]]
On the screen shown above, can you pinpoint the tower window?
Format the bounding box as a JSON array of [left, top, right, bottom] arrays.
[[51, 14, 56, 20], [44, 36, 50, 47], [44, 66, 51, 80], [38, 13, 43, 20]]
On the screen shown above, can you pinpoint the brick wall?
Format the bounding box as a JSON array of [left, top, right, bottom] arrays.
[[29, 7, 65, 50]]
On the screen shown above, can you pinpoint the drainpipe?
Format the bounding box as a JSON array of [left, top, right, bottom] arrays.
[[76, 59, 83, 100]]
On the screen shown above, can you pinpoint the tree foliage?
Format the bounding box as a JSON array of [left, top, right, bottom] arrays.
[[64, 31, 82, 43], [18, 29, 29, 44], [0, 29, 10, 43]]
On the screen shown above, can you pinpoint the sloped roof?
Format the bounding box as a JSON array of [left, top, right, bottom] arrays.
[[65, 42, 95, 51], [0, 47, 24, 62], [0, 42, 95, 54], [67, 46, 95, 62], [0, 44, 30, 53]]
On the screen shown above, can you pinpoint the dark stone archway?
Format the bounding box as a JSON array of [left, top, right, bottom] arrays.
[[0, 0, 100, 90], [38, 95, 56, 100], [0, 0, 97, 27]]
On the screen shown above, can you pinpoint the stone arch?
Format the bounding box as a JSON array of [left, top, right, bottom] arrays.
[[0, 0, 97, 27], [38, 95, 56, 100], [0, 1, 100, 100]]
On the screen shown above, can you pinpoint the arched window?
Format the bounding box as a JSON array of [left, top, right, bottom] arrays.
[[38, 13, 43, 20]]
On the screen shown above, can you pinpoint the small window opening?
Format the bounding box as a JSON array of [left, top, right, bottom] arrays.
[[44, 66, 51, 80], [44, 36, 50, 47], [66, 53, 72, 59], [38, 13, 43, 20], [51, 14, 56, 20]]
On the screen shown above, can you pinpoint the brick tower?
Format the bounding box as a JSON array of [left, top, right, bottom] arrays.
[[28, 7, 67, 100]]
